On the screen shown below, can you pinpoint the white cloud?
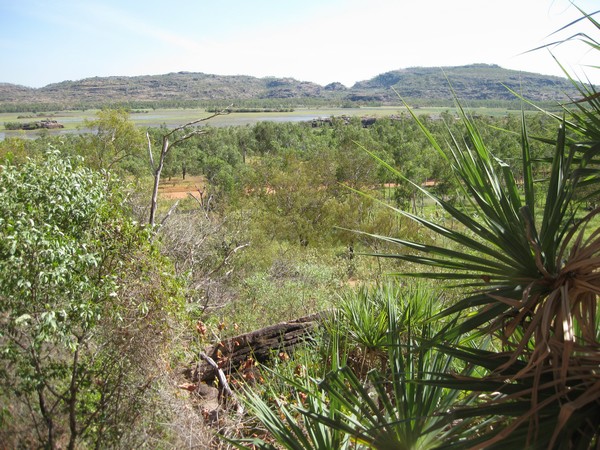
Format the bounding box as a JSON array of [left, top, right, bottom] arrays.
[[3, 0, 599, 87]]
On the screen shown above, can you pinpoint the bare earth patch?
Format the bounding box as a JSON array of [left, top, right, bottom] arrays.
[[158, 175, 205, 200]]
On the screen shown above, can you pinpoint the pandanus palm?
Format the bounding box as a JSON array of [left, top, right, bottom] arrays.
[[355, 12, 600, 442]]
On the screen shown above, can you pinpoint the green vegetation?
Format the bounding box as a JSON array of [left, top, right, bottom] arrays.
[[0, 151, 182, 448], [0, 100, 583, 448], [0, 8, 598, 449]]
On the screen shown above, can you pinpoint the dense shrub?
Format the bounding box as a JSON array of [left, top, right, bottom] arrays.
[[0, 150, 182, 448]]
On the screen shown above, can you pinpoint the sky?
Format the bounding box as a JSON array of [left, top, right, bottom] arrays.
[[0, 0, 598, 89]]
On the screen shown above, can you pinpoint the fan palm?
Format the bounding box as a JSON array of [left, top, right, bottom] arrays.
[[231, 284, 468, 449]]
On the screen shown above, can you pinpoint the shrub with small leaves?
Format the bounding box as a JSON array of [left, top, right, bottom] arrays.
[[0, 149, 181, 449]]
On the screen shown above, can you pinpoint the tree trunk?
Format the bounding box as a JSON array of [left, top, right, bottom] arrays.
[[193, 312, 329, 383], [67, 337, 82, 450], [149, 137, 169, 226], [37, 386, 55, 449]]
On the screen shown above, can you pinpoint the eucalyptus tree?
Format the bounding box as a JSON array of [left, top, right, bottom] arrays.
[[81, 108, 146, 176]]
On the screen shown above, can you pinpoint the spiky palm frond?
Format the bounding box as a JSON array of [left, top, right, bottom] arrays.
[[357, 83, 600, 446], [229, 329, 352, 450], [524, 8, 600, 201], [305, 288, 471, 450]]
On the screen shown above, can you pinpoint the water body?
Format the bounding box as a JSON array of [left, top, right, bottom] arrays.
[[0, 107, 402, 141], [0, 128, 91, 141], [0, 113, 325, 140]]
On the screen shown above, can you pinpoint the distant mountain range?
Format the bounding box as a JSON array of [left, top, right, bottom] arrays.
[[0, 64, 581, 111]]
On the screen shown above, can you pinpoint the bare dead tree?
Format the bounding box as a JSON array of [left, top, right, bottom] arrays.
[[159, 203, 250, 315], [147, 107, 231, 226]]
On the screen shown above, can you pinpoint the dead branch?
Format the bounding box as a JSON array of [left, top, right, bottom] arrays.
[[164, 106, 232, 141], [147, 106, 231, 226], [156, 199, 180, 231], [187, 191, 204, 209], [187, 187, 211, 220], [199, 352, 243, 415], [206, 243, 250, 277], [146, 131, 155, 170]]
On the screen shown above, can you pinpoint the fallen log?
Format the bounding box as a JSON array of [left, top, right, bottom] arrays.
[[193, 311, 329, 383]]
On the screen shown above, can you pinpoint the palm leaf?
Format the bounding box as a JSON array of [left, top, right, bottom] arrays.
[[359, 62, 600, 444]]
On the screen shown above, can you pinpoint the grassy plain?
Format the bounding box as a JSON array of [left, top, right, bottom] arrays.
[[0, 105, 524, 139]]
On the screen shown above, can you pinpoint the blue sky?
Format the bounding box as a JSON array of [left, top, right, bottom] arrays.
[[1, 0, 598, 88]]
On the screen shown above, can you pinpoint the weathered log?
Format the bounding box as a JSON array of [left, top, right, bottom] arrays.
[[194, 311, 329, 383]]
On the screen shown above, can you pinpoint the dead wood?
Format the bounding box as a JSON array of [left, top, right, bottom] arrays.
[[193, 311, 329, 383]]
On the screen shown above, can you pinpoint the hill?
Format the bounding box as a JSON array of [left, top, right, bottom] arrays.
[[0, 64, 580, 112], [349, 64, 576, 103]]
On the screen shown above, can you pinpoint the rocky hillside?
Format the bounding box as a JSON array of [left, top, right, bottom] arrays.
[[0, 64, 581, 111], [349, 64, 576, 103]]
